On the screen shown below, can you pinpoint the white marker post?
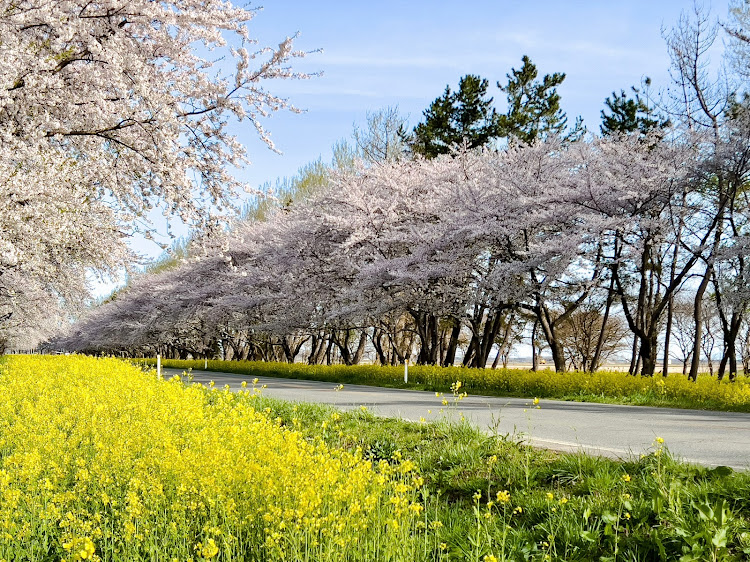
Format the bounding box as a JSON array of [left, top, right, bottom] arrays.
[[204, 358, 208, 369], [157, 354, 162, 380], [404, 358, 409, 384]]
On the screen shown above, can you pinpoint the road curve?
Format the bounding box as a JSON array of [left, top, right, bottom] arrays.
[[164, 368, 750, 470]]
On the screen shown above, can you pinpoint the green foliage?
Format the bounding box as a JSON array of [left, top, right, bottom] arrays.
[[148, 358, 750, 413], [409, 74, 500, 158], [600, 83, 669, 136], [497, 55, 569, 144]]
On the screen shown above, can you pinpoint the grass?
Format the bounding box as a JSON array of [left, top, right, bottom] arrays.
[[145, 358, 750, 413], [249, 386, 750, 561], [3, 354, 750, 561]]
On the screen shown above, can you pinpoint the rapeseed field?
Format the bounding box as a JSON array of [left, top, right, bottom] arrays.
[[0, 355, 425, 561], [153, 358, 750, 412]]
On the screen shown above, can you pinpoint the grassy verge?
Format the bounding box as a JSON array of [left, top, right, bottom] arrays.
[[248, 386, 750, 561], [146, 358, 750, 413]]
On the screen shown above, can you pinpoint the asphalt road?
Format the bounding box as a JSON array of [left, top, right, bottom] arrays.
[[164, 367, 750, 470]]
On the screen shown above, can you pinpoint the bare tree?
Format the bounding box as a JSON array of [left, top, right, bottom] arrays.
[[352, 106, 409, 164], [557, 306, 628, 372]]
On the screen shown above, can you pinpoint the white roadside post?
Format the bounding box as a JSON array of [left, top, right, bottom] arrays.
[[157, 354, 162, 380], [205, 358, 208, 370], [404, 358, 409, 384]]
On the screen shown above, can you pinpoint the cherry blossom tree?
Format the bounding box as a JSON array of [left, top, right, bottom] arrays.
[[1, 0, 309, 348]]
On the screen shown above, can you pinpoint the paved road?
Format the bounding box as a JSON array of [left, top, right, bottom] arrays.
[[164, 368, 750, 470]]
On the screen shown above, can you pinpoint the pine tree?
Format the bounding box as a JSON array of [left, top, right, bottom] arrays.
[[409, 74, 499, 158], [600, 82, 668, 136], [497, 55, 569, 144]]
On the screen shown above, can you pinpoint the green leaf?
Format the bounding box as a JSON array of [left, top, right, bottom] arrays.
[[712, 527, 728, 549], [601, 511, 618, 524], [581, 530, 598, 542], [693, 501, 714, 522]]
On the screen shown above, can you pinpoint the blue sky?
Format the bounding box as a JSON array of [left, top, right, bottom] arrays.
[[236, 0, 731, 190], [99, 0, 732, 291]]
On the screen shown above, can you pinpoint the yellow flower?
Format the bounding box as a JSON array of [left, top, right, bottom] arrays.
[[533, 397, 540, 405], [496, 490, 511, 504], [1, 355, 428, 562], [655, 436, 665, 444], [622, 474, 631, 482], [199, 538, 220, 558], [484, 555, 498, 562], [546, 492, 554, 500]]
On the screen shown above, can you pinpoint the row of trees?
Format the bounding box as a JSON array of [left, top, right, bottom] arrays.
[[55, 5, 750, 380], [58, 121, 749, 379]]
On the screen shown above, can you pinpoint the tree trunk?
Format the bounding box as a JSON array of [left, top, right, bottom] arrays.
[[689, 267, 712, 381], [412, 310, 440, 365], [639, 332, 659, 377], [325, 336, 334, 365], [537, 306, 565, 372], [591, 276, 615, 373], [372, 328, 388, 366], [469, 310, 505, 368], [662, 193, 686, 377], [442, 318, 461, 367], [352, 330, 368, 365], [662, 295, 674, 377], [628, 334, 639, 375]]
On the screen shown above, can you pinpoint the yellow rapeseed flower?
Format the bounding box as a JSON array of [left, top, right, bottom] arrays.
[[496, 490, 511, 504], [0, 356, 425, 562]]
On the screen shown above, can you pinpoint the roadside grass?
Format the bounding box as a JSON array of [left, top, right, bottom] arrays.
[[3, 354, 750, 561], [146, 358, 750, 413], [248, 385, 750, 561]]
